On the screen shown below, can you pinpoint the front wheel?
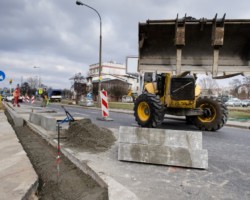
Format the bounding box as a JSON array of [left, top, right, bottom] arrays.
[[193, 96, 228, 131], [134, 93, 165, 128]]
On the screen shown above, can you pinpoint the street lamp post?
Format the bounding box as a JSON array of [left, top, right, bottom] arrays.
[[76, 0, 102, 106]]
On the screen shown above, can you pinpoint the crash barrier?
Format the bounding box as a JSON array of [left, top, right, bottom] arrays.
[[118, 126, 208, 169], [101, 89, 109, 118]]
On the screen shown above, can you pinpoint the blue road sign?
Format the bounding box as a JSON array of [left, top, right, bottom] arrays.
[[0, 71, 6, 82]]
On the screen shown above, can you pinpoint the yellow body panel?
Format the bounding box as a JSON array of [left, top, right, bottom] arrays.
[[143, 72, 199, 109], [195, 85, 201, 97], [144, 82, 156, 94], [167, 99, 195, 109], [164, 73, 197, 109]]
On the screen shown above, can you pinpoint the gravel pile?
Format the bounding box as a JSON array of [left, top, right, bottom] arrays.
[[66, 118, 116, 153]]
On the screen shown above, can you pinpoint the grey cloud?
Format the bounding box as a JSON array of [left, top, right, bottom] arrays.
[[0, 0, 249, 88]]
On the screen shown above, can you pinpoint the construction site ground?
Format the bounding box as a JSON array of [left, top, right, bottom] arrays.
[[1, 102, 250, 200]]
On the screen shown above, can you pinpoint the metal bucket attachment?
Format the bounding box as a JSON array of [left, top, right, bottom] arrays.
[[139, 14, 250, 76]]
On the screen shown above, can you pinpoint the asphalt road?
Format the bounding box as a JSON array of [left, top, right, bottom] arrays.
[[23, 102, 250, 199]]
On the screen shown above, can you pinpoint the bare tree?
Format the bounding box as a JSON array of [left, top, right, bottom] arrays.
[[197, 75, 219, 95], [229, 79, 242, 98], [69, 72, 86, 104], [26, 77, 39, 89], [242, 76, 250, 98]]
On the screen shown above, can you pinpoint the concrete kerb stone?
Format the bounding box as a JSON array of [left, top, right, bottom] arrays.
[[29, 112, 42, 126], [3, 102, 24, 127], [40, 115, 58, 131]]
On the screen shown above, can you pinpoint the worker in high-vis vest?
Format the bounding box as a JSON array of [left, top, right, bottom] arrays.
[[13, 84, 20, 107]]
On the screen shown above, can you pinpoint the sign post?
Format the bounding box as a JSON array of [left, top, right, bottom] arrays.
[[0, 71, 6, 103]]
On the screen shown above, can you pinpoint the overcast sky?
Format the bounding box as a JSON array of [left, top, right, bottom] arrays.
[[0, 0, 249, 89]]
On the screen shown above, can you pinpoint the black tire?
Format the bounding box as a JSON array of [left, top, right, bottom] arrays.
[[134, 93, 165, 128], [186, 116, 195, 125], [193, 96, 228, 131]]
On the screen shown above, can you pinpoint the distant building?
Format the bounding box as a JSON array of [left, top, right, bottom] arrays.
[[89, 61, 126, 77], [88, 61, 139, 101]]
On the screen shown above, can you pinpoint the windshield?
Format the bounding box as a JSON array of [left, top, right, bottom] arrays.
[[51, 91, 62, 95]]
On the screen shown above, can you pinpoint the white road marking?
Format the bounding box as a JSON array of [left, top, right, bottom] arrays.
[[74, 112, 89, 116]]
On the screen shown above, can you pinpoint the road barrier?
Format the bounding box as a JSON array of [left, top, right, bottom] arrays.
[[22, 95, 35, 104], [26, 96, 30, 103], [101, 89, 109, 118]]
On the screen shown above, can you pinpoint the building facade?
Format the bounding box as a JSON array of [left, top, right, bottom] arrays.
[[89, 61, 126, 77], [89, 61, 139, 100]]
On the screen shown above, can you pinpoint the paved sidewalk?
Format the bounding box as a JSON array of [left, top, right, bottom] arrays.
[[0, 111, 38, 200]]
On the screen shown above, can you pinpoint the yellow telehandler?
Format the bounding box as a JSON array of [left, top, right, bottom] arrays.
[[134, 14, 250, 131]]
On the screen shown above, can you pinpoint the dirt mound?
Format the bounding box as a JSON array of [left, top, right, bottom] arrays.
[[66, 118, 116, 153]]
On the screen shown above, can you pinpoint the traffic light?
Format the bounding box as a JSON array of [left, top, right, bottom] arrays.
[[9, 79, 12, 84]]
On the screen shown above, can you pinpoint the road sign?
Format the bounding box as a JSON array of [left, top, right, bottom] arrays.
[[0, 71, 6, 82]]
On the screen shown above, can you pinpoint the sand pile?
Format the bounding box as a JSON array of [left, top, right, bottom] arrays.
[[66, 118, 116, 153]]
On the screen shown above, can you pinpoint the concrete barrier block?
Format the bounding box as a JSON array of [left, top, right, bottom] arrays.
[[29, 112, 42, 125], [119, 126, 202, 149], [118, 143, 208, 169], [118, 126, 208, 169], [40, 115, 57, 131]]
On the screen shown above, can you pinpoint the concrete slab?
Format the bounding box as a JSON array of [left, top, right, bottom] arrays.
[[0, 111, 38, 200], [118, 126, 208, 169], [119, 143, 208, 169], [29, 112, 42, 125], [119, 126, 203, 149], [40, 115, 58, 131]]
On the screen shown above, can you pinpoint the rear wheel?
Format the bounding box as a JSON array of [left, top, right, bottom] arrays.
[[193, 96, 228, 131], [134, 93, 165, 128]]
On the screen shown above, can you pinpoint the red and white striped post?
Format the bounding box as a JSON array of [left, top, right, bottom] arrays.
[[101, 89, 109, 118], [26, 96, 30, 103], [97, 89, 113, 121], [31, 96, 35, 104]]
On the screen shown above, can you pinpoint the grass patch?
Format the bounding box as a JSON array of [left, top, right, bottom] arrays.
[[108, 102, 134, 110], [93, 102, 134, 110], [228, 110, 250, 120], [61, 99, 134, 110]]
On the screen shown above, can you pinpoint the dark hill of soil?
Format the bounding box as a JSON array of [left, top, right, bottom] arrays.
[[66, 118, 116, 153]]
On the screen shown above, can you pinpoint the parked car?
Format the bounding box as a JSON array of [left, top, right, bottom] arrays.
[[242, 99, 250, 107], [225, 99, 242, 107], [4, 94, 23, 103], [122, 95, 133, 103], [79, 96, 94, 107]]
